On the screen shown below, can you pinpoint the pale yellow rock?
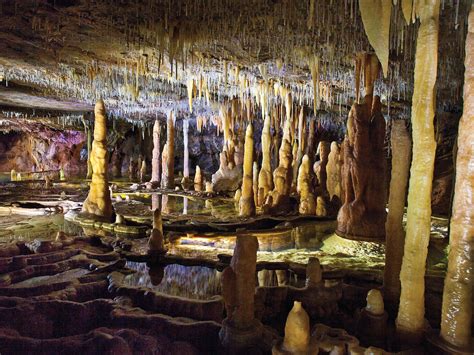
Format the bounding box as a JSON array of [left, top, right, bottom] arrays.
[[257, 114, 273, 206], [205, 181, 213, 193], [161, 111, 175, 189], [326, 142, 342, 201], [82, 100, 114, 221], [297, 155, 316, 215], [150, 119, 161, 184], [316, 196, 327, 217], [440, 5, 474, 349], [194, 165, 203, 192], [10, 169, 16, 181], [239, 123, 256, 217], [366, 289, 384, 316], [384, 120, 411, 302], [397, 0, 440, 343], [282, 301, 310, 353]]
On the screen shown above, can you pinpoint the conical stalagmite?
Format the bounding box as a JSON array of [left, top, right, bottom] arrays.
[[257, 114, 273, 206], [384, 120, 411, 302], [397, 0, 440, 344], [194, 165, 203, 192], [161, 111, 175, 189], [440, 4, 474, 351], [82, 100, 114, 221], [297, 155, 316, 215], [239, 124, 256, 217], [150, 119, 161, 186]]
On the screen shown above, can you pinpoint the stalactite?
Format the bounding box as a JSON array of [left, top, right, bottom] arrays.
[[383, 120, 411, 302], [396, 0, 440, 344], [82, 100, 114, 221], [440, 4, 474, 350], [309, 55, 320, 113]]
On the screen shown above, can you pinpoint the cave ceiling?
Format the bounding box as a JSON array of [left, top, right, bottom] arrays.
[[0, 0, 470, 129]]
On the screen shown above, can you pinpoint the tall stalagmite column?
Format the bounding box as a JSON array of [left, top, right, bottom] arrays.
[[440, 5, 474, 350], [384, 120, 411, 302], [297, 155, 316, 215], [239, 124, 256, 217], [396, 0, 440, 344], [257, 114, 273, 206], [82, 100, 114, 221], [86, 123, 93, 179], [150, 119, 161, 185], [181, 119, 191, 188], [161, 111, 175, 189]]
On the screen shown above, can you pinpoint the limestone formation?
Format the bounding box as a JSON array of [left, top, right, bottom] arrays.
[[383, 120, 411, 302], [440, 4, 474, 350], [139, 160, 146, 183], [272, 301, 311, 355], [336, 94, 386, 241], [82, 100, 114, 221], [194, 165, 203, 192], [397, 1, 440, 344], [315, 196, 327, 217], [306, 257, 322, 287], [239, 124, 256, 217], [297, 155, 316, 215], [148, 208, 166, 256], [355, 289, 388, 349], [161, 111, 175, 189], [181, 119, 191, 189], [150, 119, 161, 186], [326, 142, 342, 202], [316, 141, 330, 195], [257, 114, 273, 206]]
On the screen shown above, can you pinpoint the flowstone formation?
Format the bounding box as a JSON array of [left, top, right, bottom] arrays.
[[81, 100, 114, 221], [239, 124, 256, 217], [336, 94, 386, 241], [220, 234, 265, 351]]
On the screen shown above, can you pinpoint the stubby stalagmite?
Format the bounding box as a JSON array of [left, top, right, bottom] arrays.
[[82, 100, 114, 221]]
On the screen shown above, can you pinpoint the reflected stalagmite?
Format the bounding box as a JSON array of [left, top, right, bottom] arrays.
[[258, 114, 273, 206], [397, 0, 440, 344], [161, 111, 175, 189], [148, 208, 166, 256], [440, 5, 474, 350], [384, 120, 411, 302], [150, 119, 161, 186], [82, 100, 114, 221], [297, 154, 316, 215], [239, 124, 255, 217]]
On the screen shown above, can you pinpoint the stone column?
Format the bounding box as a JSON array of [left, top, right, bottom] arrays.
[[86, 122, 93, 179], [82, 100, 114, 221], [239, 124, 256, 217], [161, 111, 175, 189], [440, 4, 474, 350], [326, 142, 342, 202], [297, 155, 316, 215], [396, 0, 440, 345], [257, 114, 273, 206], [150, 119, 161, 186], [181, 119, 191, 189], [383, 120, 411, 302]]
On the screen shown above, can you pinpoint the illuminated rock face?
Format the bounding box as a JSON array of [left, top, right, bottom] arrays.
[[82, 100, 114, 221], [384, 120, 411, 302], [440, 5, 474, 350], [150, 119, 161, 185], [336, 95, 386, 241], [239, 124, 256, 217], [397, 1, 440, 344], [297, 155, 316, 215], [161, 111, 175, 189]]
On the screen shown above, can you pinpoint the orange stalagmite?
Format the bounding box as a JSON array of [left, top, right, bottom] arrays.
[[257, 113, 273, 206], [82, 100, 114, 221], [239, 123, 256, 217], [396, 0, 440, 344], [440, 4, 474, 350]]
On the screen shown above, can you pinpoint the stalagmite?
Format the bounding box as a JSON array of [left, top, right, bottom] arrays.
[[383, 120, 411, 302], [272, 301, 311, 354], [316, 141, 330, 195], [86, 124, 92, 179], [396, 0, 440, 344], [239, 124, 256, 217], [150, 119, 161, 186], [139, 160, 146, 183], [181, 119, 191, 189], [161, 111, 175, 189], [220, 234, 263, 349], [82, 100, 114, 221], [194, 165, 203, 192], [316, 196, 327, 217], [355, 289, 388, 349], [359, 0, 392, 77], [252, 162, 258, 207], [148, 208, 166, 256], [440, 5, 474, 350], [297, 155, 316, 215], [265, 119, 293, 214], [326, 142, 342, 202], [337, 94, 386, 241], [257, 114, 273, 206], [306, 257, 322, 287]]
